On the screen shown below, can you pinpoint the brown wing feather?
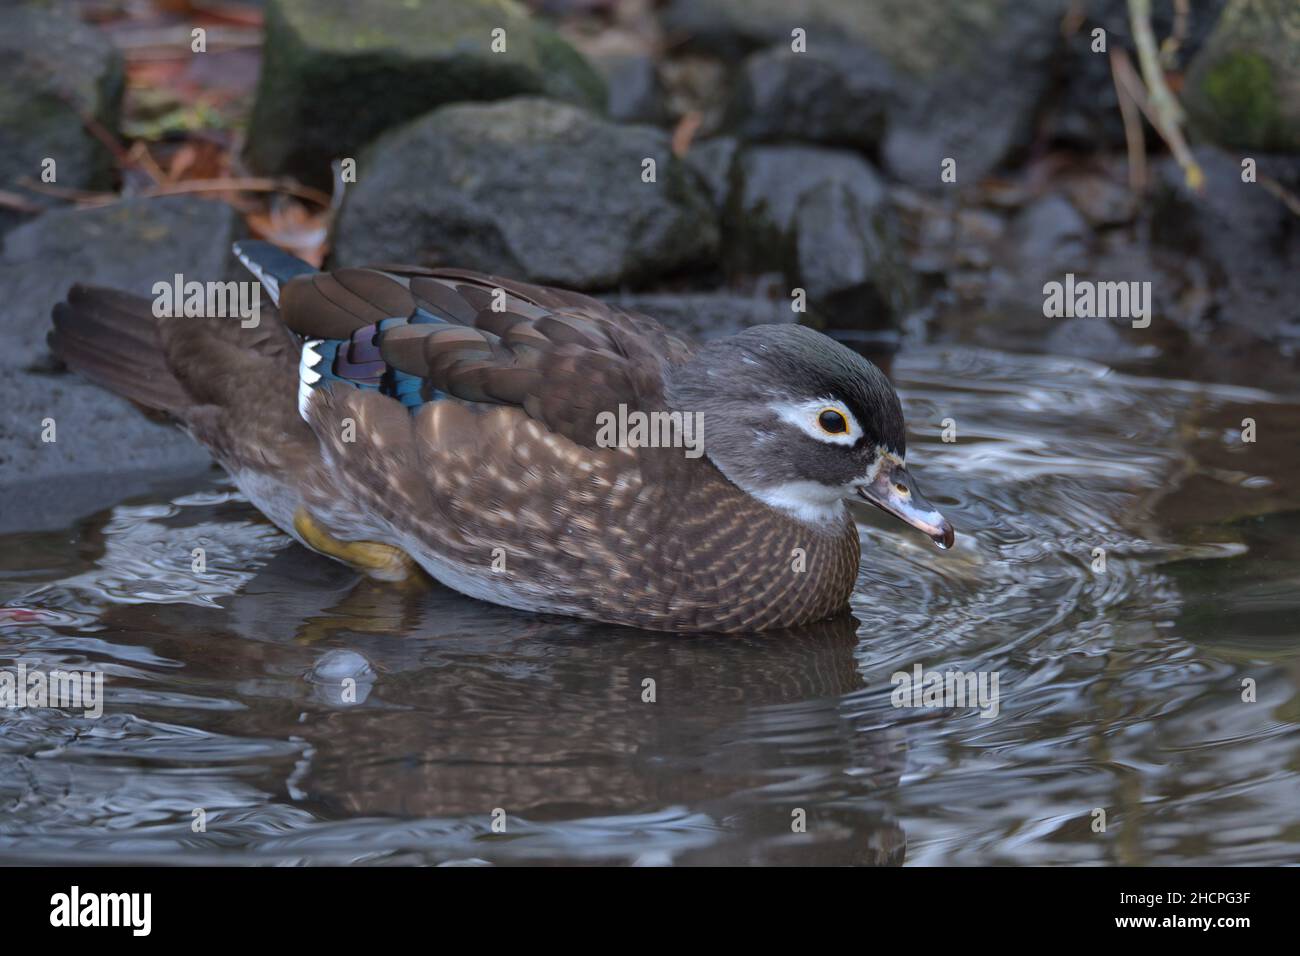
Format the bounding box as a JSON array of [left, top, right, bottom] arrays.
[[277, 264, 697, 449]]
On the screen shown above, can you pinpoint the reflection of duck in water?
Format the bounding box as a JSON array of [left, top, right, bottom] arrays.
[[52, 242, 952, 633], [110, 568, 907, 864]]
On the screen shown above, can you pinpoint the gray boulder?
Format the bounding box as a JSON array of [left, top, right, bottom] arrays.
[[0, 196, 243, 367], [0, 4, 124, 235], [728, 145, 885, 269], [726, 42, 895, 152], [332, 98, 719, 289], [245, 0, 606, 189], [596, 54, 667, 126], [0, 197, 243, 527], [1152, 146, 1300, 341], [795, 180, 913, 331], [1006, 194, 1090, 279], [681, 136, 739, 216], [980, 193, 1091, 334], [665, 0, 1067, 187], [726, 145, 912, 329]]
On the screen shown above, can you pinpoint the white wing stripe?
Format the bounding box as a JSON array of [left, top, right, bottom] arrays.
[[298, 338, 324, 420]]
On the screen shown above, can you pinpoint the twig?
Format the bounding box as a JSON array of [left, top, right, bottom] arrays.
[[1130, 0, 1184, 124], [1109, 49, 1147, 193], [112, 25, 263, 53], [18, 176, 334, 207], [671, 111, 703, 158], [0, 190, 44, 214], [1127, 0, 1203, 191], [1260, 175, 1300, 218], [15, 179, 106, 202], [1061, 0, 1086, 38], [138, 178, 334, 206], [125, 140, 167, 186]]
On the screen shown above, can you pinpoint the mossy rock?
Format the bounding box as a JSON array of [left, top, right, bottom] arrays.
[[0, 3, 124, 233], [245, 0, 606, 189], [1186, 0, 1300, 152]]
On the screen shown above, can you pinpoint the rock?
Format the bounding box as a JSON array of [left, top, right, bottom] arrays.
[[970, 190, 1196, 351], [1007, 193, 1090, 274], [663, 0, 1067, 187], [0, 196, 242, 524], [726, 145, 911, 330], [1060, 171, 1138, 228], [1044, 316, 1151, 363], [332, 98, 719, 289], [1151, 145, 1300, 341], [245, 0, 606, 189], [1045, 0, 1227, 151], [907, 198, 1008, 273], [0, 4, 124, 235], [595, 53, 666, 125], [1185, 0, 1300, 153], [726, 42, 895, 152], [972, 192, 1090, 342], [681, 136, 738, 214], [878, 1, 1064, 188], [728, 144, 885, 271], [614, 293, 790, 340], [0, 195, 243, 366], [794, 180, 913, 331]]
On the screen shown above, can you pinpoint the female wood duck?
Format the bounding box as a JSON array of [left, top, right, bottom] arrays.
[[50, 242, 953, 633]]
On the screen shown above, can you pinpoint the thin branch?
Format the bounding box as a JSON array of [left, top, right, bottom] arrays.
[[0, 190, 44, 214], [125, 140, 168, 186], [1260, 175, 1300, 218], [15, 179, 106, 202], [17, 176, 334, 207], [1109, 49, 1148, 193], [1061, 0, 1087, 37], [136, 178, 333, 206], [1127, 0, 1203, 191], [671, 111, 703, 158]]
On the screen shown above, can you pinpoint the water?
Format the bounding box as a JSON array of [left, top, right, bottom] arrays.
[[1, 345, 1297, 865]]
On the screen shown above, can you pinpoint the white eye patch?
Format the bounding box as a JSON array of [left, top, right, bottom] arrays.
[[769, 397, 861, 446]]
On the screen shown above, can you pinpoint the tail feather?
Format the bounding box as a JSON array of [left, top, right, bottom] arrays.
[[50, 284, 192, 414]]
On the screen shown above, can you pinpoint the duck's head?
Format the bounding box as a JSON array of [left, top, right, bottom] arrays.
[[666, 323, 954, 549]]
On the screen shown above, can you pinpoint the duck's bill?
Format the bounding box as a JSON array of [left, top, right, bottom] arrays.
[[854, 463, 955, 550]]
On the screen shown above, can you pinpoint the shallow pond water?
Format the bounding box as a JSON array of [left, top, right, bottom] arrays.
[[1, 344, 1297, 865]]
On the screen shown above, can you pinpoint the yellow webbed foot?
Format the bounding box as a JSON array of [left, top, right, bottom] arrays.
[[293, 508, 418, 583]]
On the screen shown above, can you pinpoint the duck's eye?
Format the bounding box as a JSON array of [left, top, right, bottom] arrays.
[[817, 408, 848, 435]]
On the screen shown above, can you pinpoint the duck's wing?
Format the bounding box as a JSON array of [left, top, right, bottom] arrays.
[[270, 256, 696, 449]]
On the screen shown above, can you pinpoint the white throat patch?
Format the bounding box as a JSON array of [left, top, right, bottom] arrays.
[[749, 444, 905, 527], [752, 480, 848, 525]]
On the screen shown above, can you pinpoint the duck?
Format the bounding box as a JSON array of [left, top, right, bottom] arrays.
[[49, 241, 953, 633]]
